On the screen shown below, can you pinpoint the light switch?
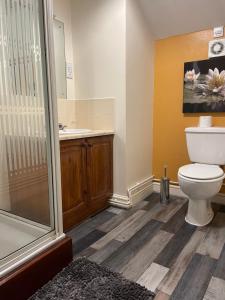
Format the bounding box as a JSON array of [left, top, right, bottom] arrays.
[[213, 26, 224, 38], [66, 62, 73, 79]]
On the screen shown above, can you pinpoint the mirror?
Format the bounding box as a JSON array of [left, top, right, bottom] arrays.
[[53, 18, 67, 99]]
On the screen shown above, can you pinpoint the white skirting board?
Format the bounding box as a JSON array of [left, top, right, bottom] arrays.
[[109, 176, 154, 208], [110, 178, 225, 208], [153, 181, 225, 205], [109, 194, 131, 208]]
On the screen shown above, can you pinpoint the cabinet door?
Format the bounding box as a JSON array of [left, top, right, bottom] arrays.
[[60, 139, 88, 230], [86, 135, 113, 213]]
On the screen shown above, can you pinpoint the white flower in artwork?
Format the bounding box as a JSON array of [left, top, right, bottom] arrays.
[[184, 69, 200, 82], [196, 68, 225, 99], [206, 68, 225, 94]]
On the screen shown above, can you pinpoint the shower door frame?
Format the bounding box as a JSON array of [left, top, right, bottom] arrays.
[[0, 0, 64, 278]]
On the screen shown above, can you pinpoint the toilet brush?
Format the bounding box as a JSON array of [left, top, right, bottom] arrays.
[[160, 165, 170, 204]]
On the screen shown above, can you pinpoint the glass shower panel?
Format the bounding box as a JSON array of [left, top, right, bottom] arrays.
[[53, 18, 67, 99], [0, 0, 54, 260]]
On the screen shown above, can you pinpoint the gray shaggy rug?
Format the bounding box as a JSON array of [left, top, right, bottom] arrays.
[[29, 257, 155, 300]]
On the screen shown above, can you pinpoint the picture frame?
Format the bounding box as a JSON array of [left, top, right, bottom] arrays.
[[183, 56, 225, 113]]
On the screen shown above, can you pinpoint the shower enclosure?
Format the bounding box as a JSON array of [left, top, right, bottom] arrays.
[[0, 0, 64, 278]]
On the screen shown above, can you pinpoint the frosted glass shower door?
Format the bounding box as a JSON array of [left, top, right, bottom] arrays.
[[0, 0, 55, 260]]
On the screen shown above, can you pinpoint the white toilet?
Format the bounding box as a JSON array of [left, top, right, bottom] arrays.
[[178, 126, 225, 226]]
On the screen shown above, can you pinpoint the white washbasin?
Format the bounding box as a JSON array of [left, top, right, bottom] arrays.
[[59, 128, 92, 135]]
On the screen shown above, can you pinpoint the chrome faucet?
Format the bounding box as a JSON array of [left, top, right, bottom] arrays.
[[58, 123, 67, 130]]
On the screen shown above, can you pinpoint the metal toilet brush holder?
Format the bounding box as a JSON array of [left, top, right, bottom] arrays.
[[160, 165, 170, 204]]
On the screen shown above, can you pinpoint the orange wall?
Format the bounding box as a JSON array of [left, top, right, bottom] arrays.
[[153, 29, 225, 182]]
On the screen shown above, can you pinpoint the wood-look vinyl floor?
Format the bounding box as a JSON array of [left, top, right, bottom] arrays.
[[67, 193, 225, 300]]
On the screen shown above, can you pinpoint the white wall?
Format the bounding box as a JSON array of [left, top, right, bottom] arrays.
[[126, 0, 154, 188], [54, 0, 155, 200], [57, 98, 114, 131], [71, 0, 127, 195], [53, 0, 75, 99]]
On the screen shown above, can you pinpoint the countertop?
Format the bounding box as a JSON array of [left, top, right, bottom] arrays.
[[59, 130, 114, 141]]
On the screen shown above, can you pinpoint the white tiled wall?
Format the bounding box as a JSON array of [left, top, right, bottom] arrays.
[[57, 98, 115, 130]]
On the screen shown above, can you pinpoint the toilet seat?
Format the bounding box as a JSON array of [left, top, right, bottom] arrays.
[[178, 163, 224, 181]]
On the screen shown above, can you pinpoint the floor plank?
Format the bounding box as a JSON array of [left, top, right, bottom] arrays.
[[92, 210, 146, 249], [162, 202, 188, 234], [141, 193, 161, 211], [203, 276, 225, 300], [121, 230, 173, 281], [115, 209, 160, 242], [74, 246, 96, 259], [197, 212, 225, 259], [151, 198, 186, 223], [89, 240, 122, 264], [155, 222, 196, 268], [98, 201, 150, 233], [213, 243, 225, 280], [160, 230, 206, 295], [106, 207, 123, 215], [115, 198, 186, 243], [102, 219, 163, 272], [170, 253, 216, 300], [73, 229, 106, 255], [97, 212, 129, 233], [155, 291, 170, 300], [67, 210, 114, 241], [137, 262, 169, 293]]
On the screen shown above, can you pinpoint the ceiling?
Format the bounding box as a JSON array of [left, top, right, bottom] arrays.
[[139, 0, 225, 39]]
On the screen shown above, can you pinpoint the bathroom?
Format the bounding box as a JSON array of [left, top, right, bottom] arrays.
[[1, 0, 225, 300]]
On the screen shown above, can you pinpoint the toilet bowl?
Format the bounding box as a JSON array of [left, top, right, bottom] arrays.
[[178, 125, 225, 226], [178, 163, 225, 226]]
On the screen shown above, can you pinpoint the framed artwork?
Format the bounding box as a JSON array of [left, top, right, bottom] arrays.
[[183, 56, 225, 113]]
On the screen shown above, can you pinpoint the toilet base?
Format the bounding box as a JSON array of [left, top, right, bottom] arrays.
[[185, 198, 214, 227]]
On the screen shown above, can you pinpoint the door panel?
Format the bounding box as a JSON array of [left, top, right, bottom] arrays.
[[86, 136, 113, 211], [60, 139, 88, 230]]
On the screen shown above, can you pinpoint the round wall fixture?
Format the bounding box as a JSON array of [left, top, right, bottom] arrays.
[[208, 39, 225, 58], [210, 41, 224, 55]]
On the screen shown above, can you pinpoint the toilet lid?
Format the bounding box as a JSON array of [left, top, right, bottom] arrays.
[[179, 164, 224, 180]]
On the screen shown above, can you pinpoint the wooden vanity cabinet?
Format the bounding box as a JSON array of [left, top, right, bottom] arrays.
[[60, 135, 113, 230]]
